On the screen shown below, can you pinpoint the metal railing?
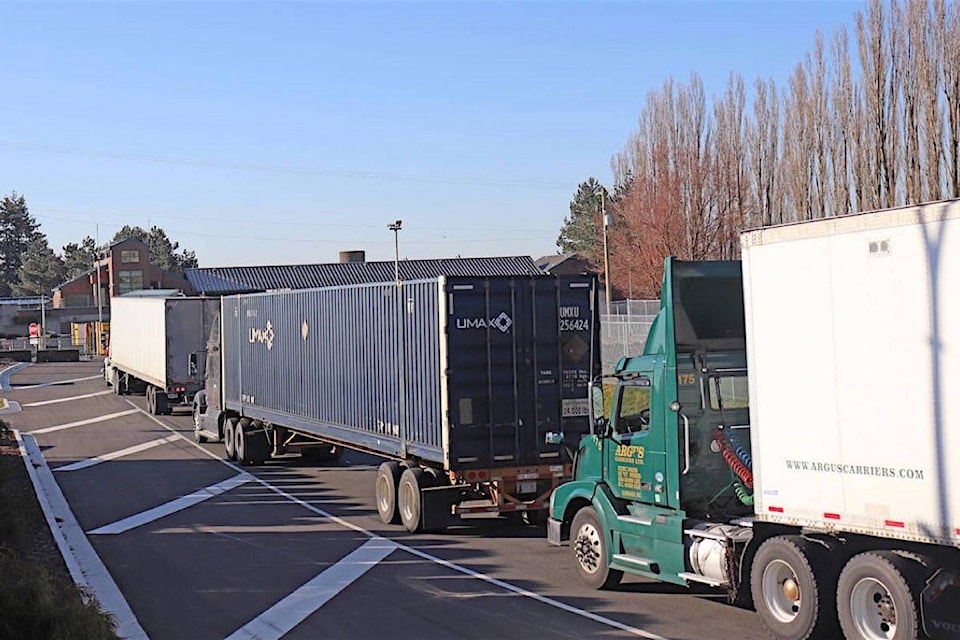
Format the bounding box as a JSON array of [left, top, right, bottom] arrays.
[[0, 337, 88, 354], [600, 299, 659, 373]]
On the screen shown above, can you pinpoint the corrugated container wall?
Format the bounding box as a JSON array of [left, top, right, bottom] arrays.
[[221, 275, 598, 470]]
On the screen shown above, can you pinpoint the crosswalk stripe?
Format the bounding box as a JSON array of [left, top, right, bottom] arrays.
[[225, 538, 398, 640], [29, 409, 139, 435], [88, 472, 252, 535], [24, 389, 112, 407], [55, 435, 183, 472]]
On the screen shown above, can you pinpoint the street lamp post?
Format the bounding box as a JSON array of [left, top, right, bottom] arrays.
[[601, 191, 612, 311], [387, 219, 406, 455], [388, 220, 402, 286]]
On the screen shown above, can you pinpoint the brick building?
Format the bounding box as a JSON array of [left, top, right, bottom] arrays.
[[49, 238, 190, 347], [53, 238, 189, 309]]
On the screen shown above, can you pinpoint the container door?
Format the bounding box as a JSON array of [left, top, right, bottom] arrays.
[[445, 278, 520, 468], [554, 277, 599, 455]]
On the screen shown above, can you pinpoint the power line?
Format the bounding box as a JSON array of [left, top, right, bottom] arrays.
[[30, 205, 553, 234], [2, 140, 572, 189], [35, 213, 555, 246]]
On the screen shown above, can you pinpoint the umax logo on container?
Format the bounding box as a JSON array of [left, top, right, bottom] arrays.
[[456, 312, 513, 333], [249, 320, 276, 350]]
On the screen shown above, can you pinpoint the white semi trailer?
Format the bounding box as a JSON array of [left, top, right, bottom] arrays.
[[105, 295, 218, 415]]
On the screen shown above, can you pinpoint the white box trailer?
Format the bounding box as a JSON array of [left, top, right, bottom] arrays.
[[741, 200, 959, 548], [105, 295, 218, 415]]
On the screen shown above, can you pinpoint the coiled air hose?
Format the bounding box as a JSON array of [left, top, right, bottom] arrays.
[[713, 428, 755, 502]]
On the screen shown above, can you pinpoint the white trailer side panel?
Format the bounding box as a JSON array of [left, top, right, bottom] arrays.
[[108, 297, 169, 389], [741, 200, 959, 546]]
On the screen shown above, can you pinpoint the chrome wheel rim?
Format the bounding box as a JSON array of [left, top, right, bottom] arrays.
[[399, 479, 416, 523], [573, 520, 602, 575], [376, 473, 392, 515], [762, 559, 802, 623], [850, 577, 897, 639]]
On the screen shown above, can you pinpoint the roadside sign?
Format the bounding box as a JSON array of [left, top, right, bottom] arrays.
[[28, 323, 39, 338]]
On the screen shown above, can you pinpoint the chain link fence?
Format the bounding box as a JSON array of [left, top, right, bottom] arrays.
[[600, 300, 659, 373]]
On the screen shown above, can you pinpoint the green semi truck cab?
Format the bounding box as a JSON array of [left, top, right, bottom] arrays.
[[548, 258, 756, 593], [551, 205, 960, 640]]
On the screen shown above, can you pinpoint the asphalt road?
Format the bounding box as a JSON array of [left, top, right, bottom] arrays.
[[3, 361, 768, 640]]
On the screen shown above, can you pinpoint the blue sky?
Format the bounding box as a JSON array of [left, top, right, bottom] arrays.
[[1, 1, 860, 268]]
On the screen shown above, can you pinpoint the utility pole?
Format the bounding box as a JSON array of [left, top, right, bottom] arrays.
[[96, 224, 103, 356], [601, 190, 612, 311], [388, 220, 402, 286], [40, 295, 46, 350], [387, 219, 406, 455]]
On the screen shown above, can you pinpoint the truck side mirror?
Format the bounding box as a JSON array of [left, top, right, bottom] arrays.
[[188, 353, 198, 376], [589, 381, 608, 435]]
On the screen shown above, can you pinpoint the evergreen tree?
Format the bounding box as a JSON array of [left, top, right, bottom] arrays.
[[0, 192, 41, 296], [62, 236, 98, 280], [556, 178, 608, 266], [12, 236, 66, 297], [111, 225, 198, 274]]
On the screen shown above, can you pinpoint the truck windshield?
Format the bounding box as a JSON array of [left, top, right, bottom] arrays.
[[709, 376, 749, 410]]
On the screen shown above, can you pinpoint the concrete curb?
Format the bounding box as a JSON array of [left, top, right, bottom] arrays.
[[16, 430, 148, 639]]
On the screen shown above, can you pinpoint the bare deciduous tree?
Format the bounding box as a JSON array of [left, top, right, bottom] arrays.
[[830, 29, 855, 215], [940, 0, 960, 196], [593, 0, 959, 302]]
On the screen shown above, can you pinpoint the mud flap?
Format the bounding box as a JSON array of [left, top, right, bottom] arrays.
[[420, 485, 461, 531], [922, 569, 960, 639], [547, 517, 565, 546]]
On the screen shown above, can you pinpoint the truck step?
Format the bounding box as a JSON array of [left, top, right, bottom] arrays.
[[617, 515, 652, 526], [677, 571, 727, 587], [612, 554, 658, 572]]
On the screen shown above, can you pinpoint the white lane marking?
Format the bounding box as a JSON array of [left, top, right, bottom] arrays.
[[15, 374, 103, 390], [88, 472, 252, 535], [225, 537, 399, 640], [17, 431, 148, 640], [0, 400, 22, 414], [0, 362, 31, 390], [55, 434, 184, 472], [29, 408, 139, 435], [126, 400, 666, 639], [24, 389, 112, 407]]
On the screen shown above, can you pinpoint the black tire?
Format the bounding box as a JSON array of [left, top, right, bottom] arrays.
[[751, 536, 839, 640], [235, 424, 246, 464], [398, 467, 427, 533], [422, 467, 448, 487], [570, 507, 622, 589], [224, 417, 237, 461], [837, 551, 926, 640], [235, 418, 252, 464], [146, 386, 155, 413], [154, 391, 169, 416], [375, 461, 403, 525]]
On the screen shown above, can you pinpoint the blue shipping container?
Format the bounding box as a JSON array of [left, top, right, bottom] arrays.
[[221, 275, 598, 470]]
